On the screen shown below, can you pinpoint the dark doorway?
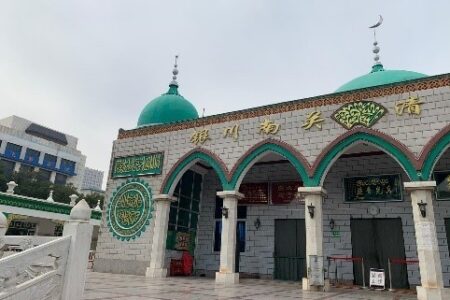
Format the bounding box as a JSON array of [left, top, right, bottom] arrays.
[[351, 218, 409, 288], [274, 219, 306, 281], [445, 218, 450, 256]]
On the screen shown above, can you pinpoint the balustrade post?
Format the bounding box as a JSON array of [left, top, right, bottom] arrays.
[[61, 199, 93, 300], [0, 212, 7, 236]]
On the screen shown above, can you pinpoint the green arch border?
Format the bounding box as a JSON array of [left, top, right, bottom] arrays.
[[228, 143, 311, 190], [162, 151, 230, 194], [421, 132, 450, 180], [311, 132, 419, 186]]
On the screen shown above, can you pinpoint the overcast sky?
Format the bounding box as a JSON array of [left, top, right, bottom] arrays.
[[1, 1, 449, 188]]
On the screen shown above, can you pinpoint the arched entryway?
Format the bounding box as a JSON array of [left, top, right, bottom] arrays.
[[147, 149, 229, 278], [318, 136, 418, 289]]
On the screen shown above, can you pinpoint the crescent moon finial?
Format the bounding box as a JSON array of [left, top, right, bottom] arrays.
[[369, 15, 383, 29], [369, 15, 384, 70]]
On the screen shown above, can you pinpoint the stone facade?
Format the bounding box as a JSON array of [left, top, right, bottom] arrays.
[[95, 74, 450, 290]]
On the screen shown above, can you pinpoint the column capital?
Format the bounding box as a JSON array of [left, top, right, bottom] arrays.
[[153, 194, 177, 202], [298, 186, 327, 196], [404, 181, 436, 192], [217, 190, 244, 200]]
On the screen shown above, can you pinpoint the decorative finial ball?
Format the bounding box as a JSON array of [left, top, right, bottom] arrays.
[[373, 41, 378, 46], [372, 46, 380, 54], [374, 55, 380, 62], [172, 68, 179, 75]]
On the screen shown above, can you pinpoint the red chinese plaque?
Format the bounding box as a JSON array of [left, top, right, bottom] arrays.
[[271, 181, 302, 204], [239, 183, 269, 204]]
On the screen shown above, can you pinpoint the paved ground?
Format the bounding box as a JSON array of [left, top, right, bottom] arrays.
[[83, 272, 417, 300]]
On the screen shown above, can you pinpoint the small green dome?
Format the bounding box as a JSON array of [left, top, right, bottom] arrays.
[[137, 84, 198, 126], [336, 64, 427, 92]]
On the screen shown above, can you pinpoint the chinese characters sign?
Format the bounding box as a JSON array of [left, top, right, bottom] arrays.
[[395, 96, 422, 116], [434, 171, 450, 200], [302, 111, 324, 130], [332, 101, 386, 129], [271, 181, 302, 204], [344, 174, 402, 202], [112, 152, 163, 178], [107, 179, 154, 241], [191, 129, 210, 145], [239, 183, 269, 204], [259, 119, 280, 135]]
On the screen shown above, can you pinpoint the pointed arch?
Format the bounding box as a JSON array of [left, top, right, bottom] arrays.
[[228, 139, 312, 190], [311, 128, 419, 186], [161, 148, 230, 194], [420, 124, 450, 180]]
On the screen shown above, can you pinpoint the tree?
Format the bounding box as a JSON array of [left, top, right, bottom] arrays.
[[82, 192, 105, 209], [12, 169, 51, 199], [0, 162, 8, 192], [53, 183, 79, 204]]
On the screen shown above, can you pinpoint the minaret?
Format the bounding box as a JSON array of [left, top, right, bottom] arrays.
[[369, 15, 384, 72], [170, 55, 179, 87], [167, 55, 180, 95]]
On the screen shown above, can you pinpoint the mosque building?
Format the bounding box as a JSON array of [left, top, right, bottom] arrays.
[[94, 29, 450, 298]]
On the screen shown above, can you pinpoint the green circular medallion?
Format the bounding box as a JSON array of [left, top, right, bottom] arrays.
[[107, 179, 153, 241]]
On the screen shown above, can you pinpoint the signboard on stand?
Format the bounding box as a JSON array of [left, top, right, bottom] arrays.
[[369, 268, 385, 290]]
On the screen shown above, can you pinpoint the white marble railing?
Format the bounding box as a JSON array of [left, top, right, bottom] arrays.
[[0, 236, 58, 258], [0, 200, 94, 300], [0, 236, 70, 299]]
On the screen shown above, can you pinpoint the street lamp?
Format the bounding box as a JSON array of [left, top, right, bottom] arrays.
[[307, 203, 315, 219], [417, 200, 427, 218]]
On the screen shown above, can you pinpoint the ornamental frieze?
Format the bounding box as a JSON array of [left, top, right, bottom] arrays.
[[107, 179, 154, 241], [331, 101, 387, 130]]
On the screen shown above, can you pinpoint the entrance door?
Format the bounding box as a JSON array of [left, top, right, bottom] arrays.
[[351, 218, 409, 288], [274, 219, 306, 280]]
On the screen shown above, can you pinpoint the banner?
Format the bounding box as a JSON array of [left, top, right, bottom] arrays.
[[344, 174, 402, 202], [112, 152, 163, 178], [239, 183, 269, 204], [271, 181, 302, 204]]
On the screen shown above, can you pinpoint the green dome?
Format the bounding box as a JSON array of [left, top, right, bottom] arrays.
[[137, 84, 198, 126], [336, 64, 427, 92]]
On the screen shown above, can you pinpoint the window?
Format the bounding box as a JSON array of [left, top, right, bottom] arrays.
[[6, 221, 37, 236], [38, 169, 52, 181], [166, 170, 203, 252], [55, 173, 67, 185], [20, 165, 34, 174], [5, 143, 22, 159], [0, 159, 15, 179], [24, 148, 40, 165], [60, 159, 76, 174], [213, 196, 247, 252], [54, 224, 63, 236], [43, 154, 57, 169], [168, 170, 202, 232]]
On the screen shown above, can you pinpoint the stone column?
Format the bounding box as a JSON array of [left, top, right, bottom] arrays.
[[146, 194, 176, 278], [298, 186, 326, 291], [404, 181, 445, 300], [215, 191, 244, 284]]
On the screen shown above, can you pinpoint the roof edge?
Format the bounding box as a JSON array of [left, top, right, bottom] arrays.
[[119, 73, 450, 140]]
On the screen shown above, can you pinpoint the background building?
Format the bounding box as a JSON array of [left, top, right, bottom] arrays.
[[0, 115, 86, 189], [81, 167, 105, 195]]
